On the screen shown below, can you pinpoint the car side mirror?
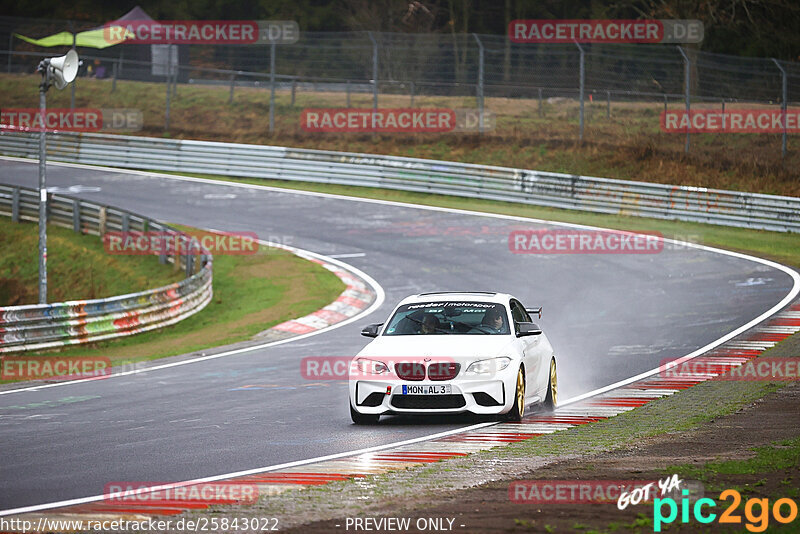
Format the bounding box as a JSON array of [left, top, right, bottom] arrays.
[[361, 323, 382, 338], [516, 322, 542, 337]]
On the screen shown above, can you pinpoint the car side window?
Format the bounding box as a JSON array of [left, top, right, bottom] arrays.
[[510, 300, 529, 324]]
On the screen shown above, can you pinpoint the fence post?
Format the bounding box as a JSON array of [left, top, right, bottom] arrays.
[[112, 60, 118, 92], [677, 46, 691, 154], [269, 43, 276, 134], [158, 226, 167, 265], [771, 58, 788, 158], [368, 32, 378, 128], [291, 77, 296, 106], [606, 90, 611, 118], [538, 87, 543, 116], [473, 33, 485, 135], [410, 81, 415, 107], [576, 42, 585, 142], [11, 187, 19, 223], [73, 199, 81, 233], [165, 55, 172, 131], [228, 72, 236, 103], [346, 80, 351, 107], [7, 33, 12, 74]]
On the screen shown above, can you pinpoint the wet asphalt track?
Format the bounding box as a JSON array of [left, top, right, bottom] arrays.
[[0, 158, 795, 510]]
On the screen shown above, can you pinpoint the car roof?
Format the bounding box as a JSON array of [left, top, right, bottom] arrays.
[[399, 292, 513, 305]]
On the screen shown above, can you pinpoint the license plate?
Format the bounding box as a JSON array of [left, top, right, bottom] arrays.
[[401, 384, 452, 395]]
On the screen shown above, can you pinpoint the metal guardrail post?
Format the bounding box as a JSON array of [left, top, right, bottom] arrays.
[[678, 46, 691, 154], [472, 34, 485, 135], [121, 212, 129, 233], [73, 199, 81, 233], [368, 32, 378, 128], [11, 187, 19, 223], [270, 43, 276, 134], [98, 206, 107, 236], [771, 58, 788, 158], [576, 42, 585, 142]]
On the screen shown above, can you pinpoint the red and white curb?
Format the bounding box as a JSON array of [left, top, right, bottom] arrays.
[[5, 301, 799, 528], [268, 255, 374, 336]]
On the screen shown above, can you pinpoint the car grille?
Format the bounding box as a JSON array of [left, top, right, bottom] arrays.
[[391, 394, 466, 409], [395, 362, 425, 381], [426, 362, 461, 381]]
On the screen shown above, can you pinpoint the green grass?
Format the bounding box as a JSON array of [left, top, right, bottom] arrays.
[[1, 218, 345, 380], [159, 172, 800, 269], [667, 436, 800, 482], [0, 218, 182, 305]]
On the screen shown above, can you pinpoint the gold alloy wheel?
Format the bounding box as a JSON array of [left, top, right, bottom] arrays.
[[549, 359, 558, 406], [516, 368, 525, 417]]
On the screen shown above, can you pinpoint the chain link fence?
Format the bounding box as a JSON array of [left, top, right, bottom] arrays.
[[2, 16, 799, 157]]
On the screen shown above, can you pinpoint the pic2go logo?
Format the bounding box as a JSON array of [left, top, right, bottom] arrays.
[[653, 489, 798, 532]]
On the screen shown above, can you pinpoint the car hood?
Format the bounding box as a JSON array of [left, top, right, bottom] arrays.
[[357, 334, 515, 361]]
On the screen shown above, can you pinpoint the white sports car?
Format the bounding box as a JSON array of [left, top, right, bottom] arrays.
[[349, 292, 557, 424]]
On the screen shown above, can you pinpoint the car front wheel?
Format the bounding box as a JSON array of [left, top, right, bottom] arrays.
[[504, 367, 526, 422], [543, 359, 557, 411]]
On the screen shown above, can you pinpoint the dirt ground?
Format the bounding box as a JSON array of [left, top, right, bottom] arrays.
[[289, 381, 800, 533]]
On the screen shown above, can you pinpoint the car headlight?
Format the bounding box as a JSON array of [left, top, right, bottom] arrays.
[[354, 358, 390, 375], [465, 357, 512, 375]]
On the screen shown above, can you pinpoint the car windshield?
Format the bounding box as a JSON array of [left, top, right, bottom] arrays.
[[383, 301, 510, 335]]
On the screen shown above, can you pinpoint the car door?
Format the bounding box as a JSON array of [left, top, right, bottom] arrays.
[[510, 299, 543, 398]]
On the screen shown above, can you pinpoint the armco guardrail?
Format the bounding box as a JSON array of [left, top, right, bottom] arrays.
[[0, 183, 213, 353], [0, 131, 798, 232]]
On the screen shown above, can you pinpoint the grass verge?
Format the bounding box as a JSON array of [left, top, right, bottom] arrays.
[[1, 221, 345, 382], [0, 217, 182, 305]]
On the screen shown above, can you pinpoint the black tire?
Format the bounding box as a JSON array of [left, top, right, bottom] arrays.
[[350, 403, 380, 425], [543, 359, 557, 412], [504, 367, 526, 422]]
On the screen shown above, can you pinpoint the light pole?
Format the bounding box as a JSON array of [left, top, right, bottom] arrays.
[[35, 49, 79, 304]]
